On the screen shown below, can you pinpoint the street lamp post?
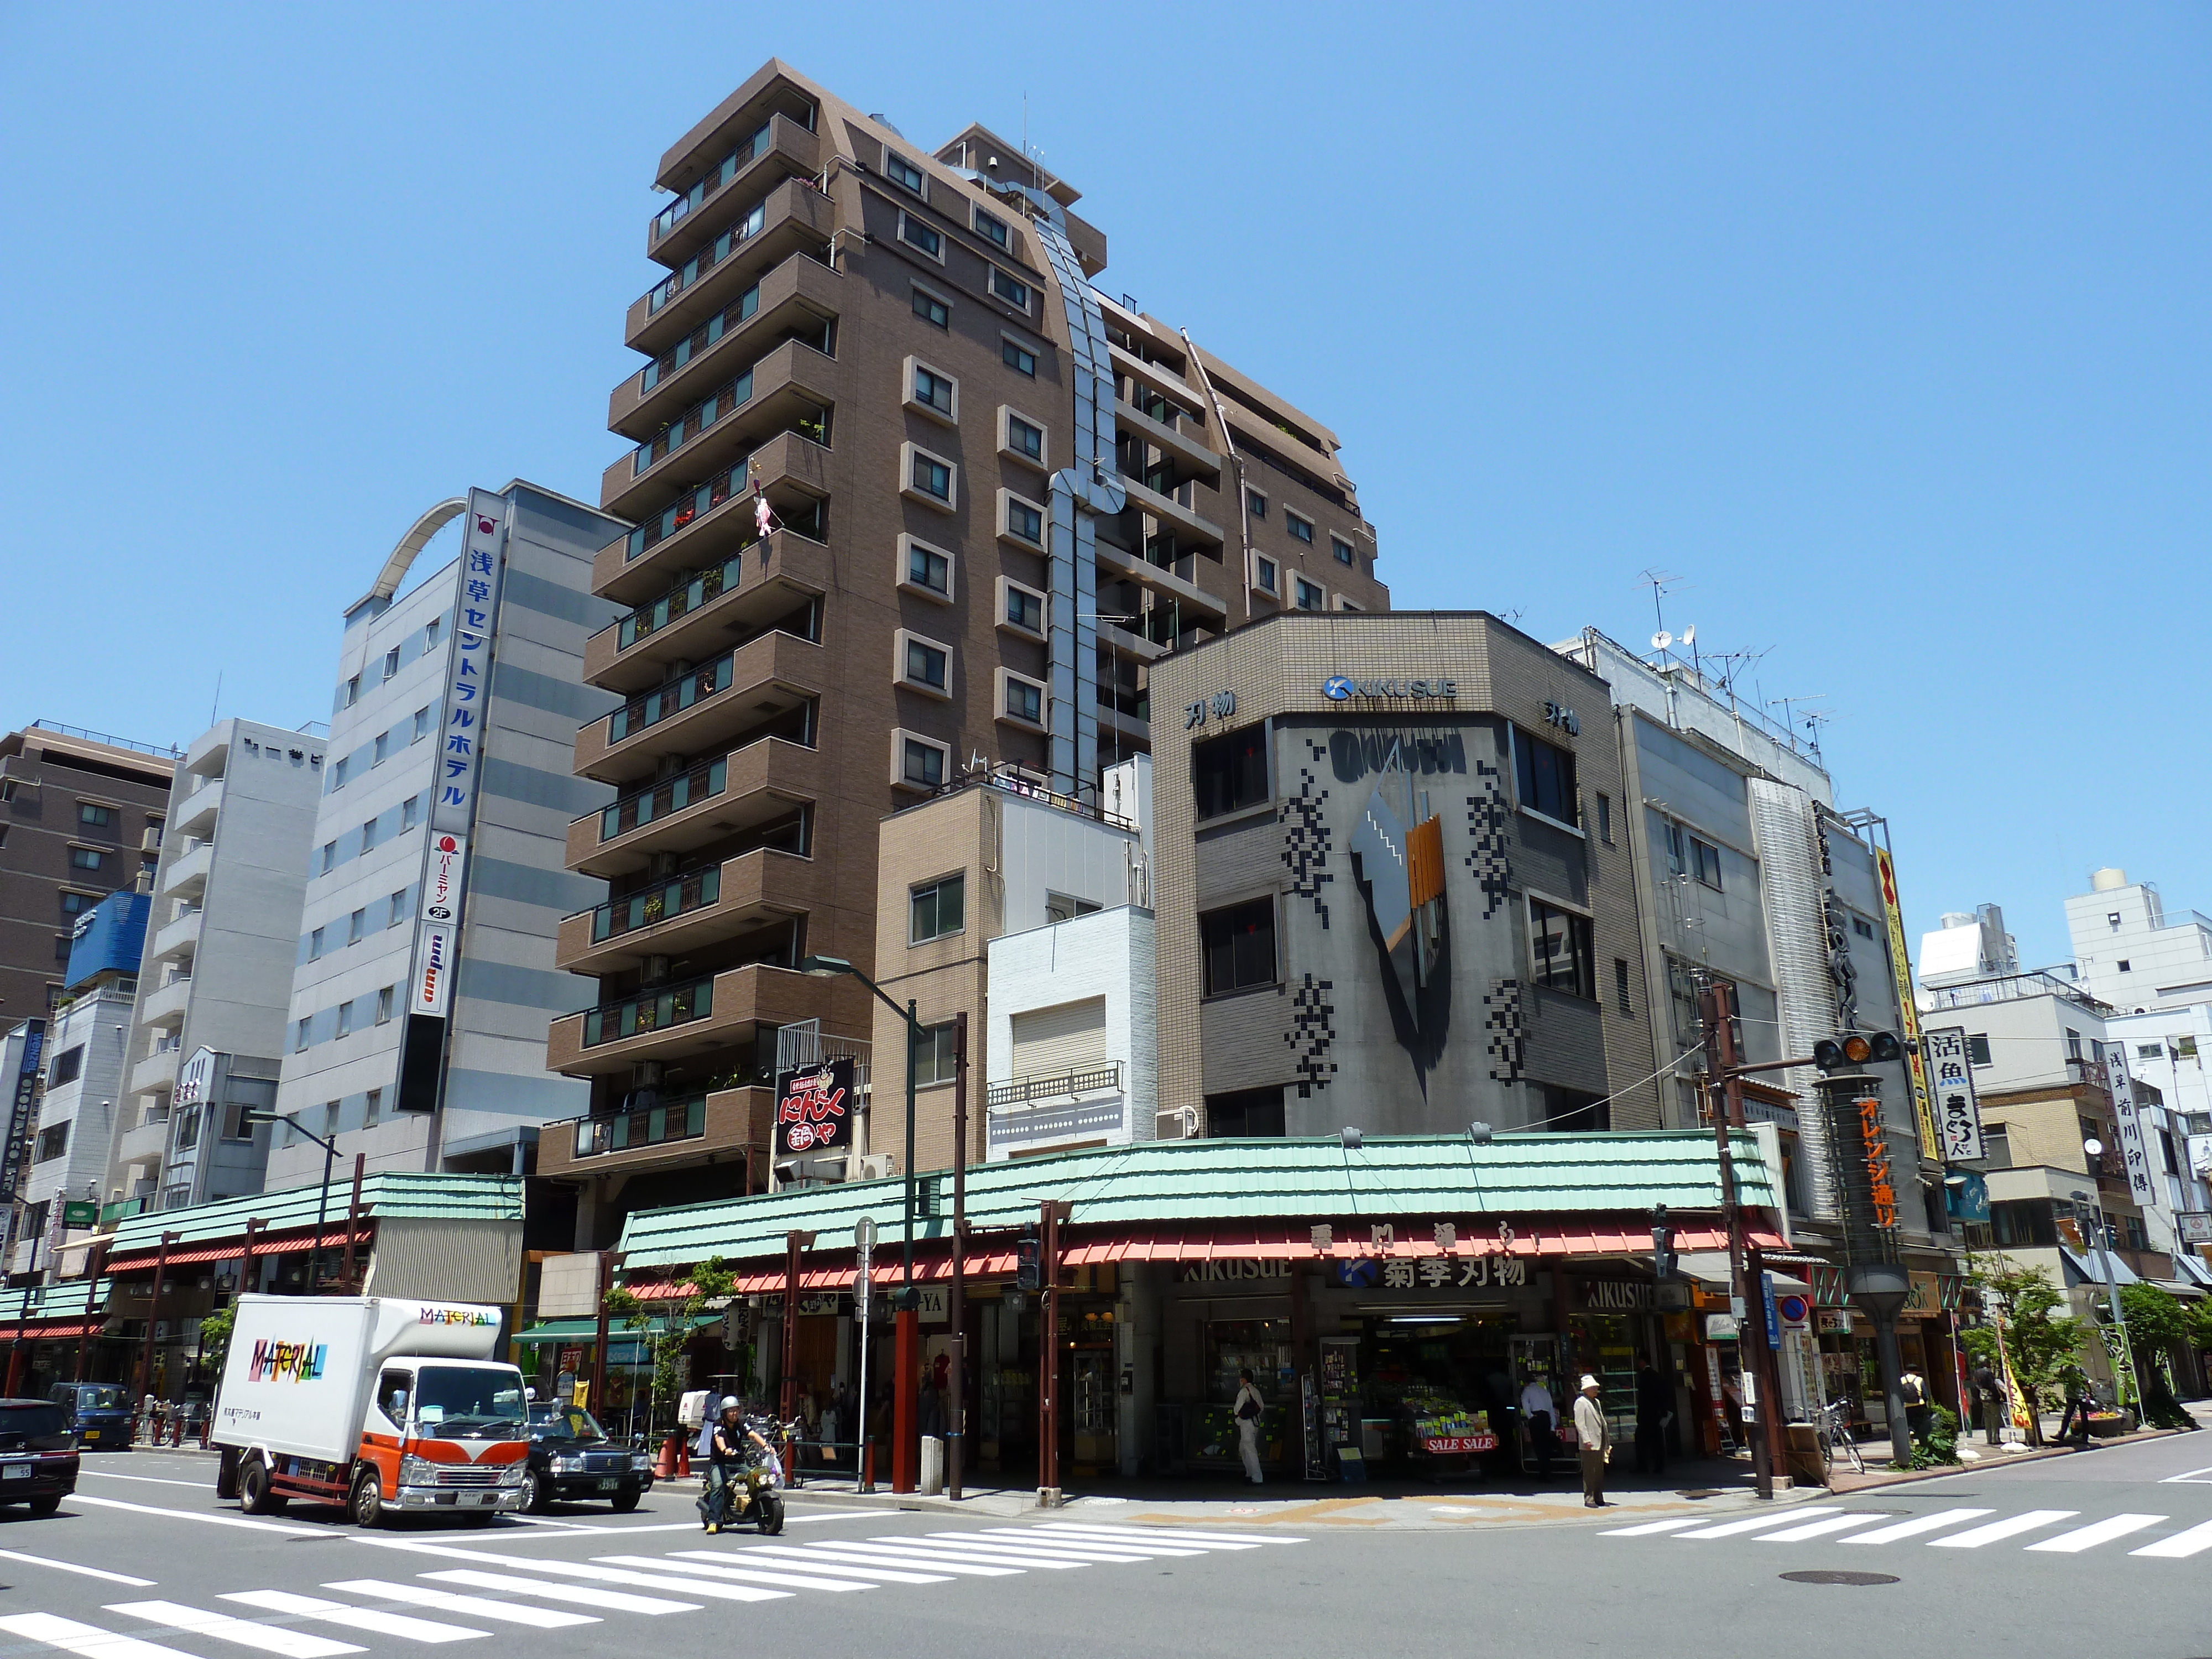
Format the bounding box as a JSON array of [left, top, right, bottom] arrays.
[[2073, 1144, 2138, 1413], [801, 954, 927, 1494], [242, 1111, 343, 1293]]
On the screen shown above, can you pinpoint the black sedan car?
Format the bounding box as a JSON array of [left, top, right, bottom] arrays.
[[0, 1399, 80, 1516], [520, 1404, 654, 1512], [51, 1382, 133, 1451]]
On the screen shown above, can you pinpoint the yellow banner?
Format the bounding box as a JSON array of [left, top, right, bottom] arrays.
[[1875, 846, 1938, 1161]]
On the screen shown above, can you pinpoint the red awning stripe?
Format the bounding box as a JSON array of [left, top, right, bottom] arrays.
[[0, 1322, 97, 1340], [106, 1229, 372, 1274]]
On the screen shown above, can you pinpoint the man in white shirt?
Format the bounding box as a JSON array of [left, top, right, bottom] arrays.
[[1519, 1375, 1558, 1478]]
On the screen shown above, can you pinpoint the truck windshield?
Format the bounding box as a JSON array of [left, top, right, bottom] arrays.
[[76, 1385, 126, 1411], [411, 1367, 528, 1439]]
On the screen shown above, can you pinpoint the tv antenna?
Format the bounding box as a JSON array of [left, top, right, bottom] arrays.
[[1639, 569, 1681, 657], [1766, 692, 1828, 754]]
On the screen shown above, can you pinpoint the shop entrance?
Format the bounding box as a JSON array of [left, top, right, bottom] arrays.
[[1348, 1312, 1518, 1474]]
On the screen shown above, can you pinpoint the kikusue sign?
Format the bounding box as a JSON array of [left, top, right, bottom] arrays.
[[1323, 676, 1458, 702]]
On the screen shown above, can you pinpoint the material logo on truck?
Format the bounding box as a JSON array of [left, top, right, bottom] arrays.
[[775, 1057, 854, 1155], [419, 1307, 496, 1327], [247, 1338, 329, 1383]]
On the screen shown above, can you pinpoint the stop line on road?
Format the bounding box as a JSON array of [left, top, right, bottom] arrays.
[[1601, 1505, 2212, 1558]]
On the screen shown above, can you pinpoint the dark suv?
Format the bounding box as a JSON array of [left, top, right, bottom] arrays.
[[0, 1400, 80, 1515], [51, 1382, 133, 1451], [520, 1404, 654, 1512]]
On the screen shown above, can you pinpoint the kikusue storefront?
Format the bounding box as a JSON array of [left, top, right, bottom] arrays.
[[611, 1130, 1787, 1484]]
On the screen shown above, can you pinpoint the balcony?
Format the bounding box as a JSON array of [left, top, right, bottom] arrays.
[[568, 735, 823, 880], [573, 626, 821, 787], [585, 529, 830, 692], [117, 1114, 169, 1168], [601, 338, 837, 521], [175, 780, 222, 839], [159, 839, 212, 899], [1094, 539, 1228, 623], [150, 908, 202, 963], [556, 845, 823, 975], [592, 429, 832, 602], [1120, 475, 1225, 550], [625, 178, 836, 357], [129, 1047, 180, 1096], [1116, 397, 1222, 487], [538, 1085, 774, 1182], [648, 112, 820, 266], [140, 976, 192, 1028], [987, 1062, 1124, 1110], [613, 251, 843, 439], [547, 961, 843, 1077]]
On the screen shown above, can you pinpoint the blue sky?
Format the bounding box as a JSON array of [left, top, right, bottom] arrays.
[[2, 5, 2205, 969]]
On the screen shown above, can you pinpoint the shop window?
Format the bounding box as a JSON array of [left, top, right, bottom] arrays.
[[1200, 898, 1276, 997], [1540, 1083, 1607, 1133], [912, 1021, 960, 1086], [1528, 898, 1595, 999], [1206, 1086, 1285, 1138], [49, 1045, 84, 1087], [1194, 726, 1269, 820], [1513, 728, 1576, 825]]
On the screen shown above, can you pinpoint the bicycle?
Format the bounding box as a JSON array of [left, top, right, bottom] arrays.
[[1817, 1399, 1865, 1476]]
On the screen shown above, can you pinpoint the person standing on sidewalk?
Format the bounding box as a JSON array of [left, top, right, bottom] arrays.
[[1634, 1359, 1671, 1475], [1234, 1369, 1266, 1486], [1573, 1375, 1611, 1508], [1520, 1373, 1558, 1478]]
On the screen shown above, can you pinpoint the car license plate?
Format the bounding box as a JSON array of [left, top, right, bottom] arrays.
[[2, 1462, 32, 1480], [463, 1490, 493, 1506], [596, 1477, 619, 1491]]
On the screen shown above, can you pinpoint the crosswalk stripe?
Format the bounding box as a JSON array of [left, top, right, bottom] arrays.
[[105, 1603, 362, 1659], [1926, 1510, 2079, 1550], [2130, 1517, 2212, 1559], [0, 1612, 204, 1659], [1599, 1516, 1707, 1537], [419, 1571, 696, 1615], [404, 1557, 789, 1605], [2022, 1514, 2166, 1554], [589, 1555, 868, 1593], [0, 1551, 158, 1588], [859, 1538, 1088, 1570], [1030, 1523, 1292, 1547], [1015, 1526, 1239, 1553], [674, 1548, 950, 1585], [218, 1592, 487, 1644], [1840, 1508, 1995, 1544], [318, 1582, 595, 1629], [1676, 1506, 1843, 1541], [786, 1543, 1024, 1577], [1756, 1514, 1897, 1543], [957, 1530, 1188, 1559]]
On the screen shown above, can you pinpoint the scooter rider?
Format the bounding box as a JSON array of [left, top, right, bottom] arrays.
[[702, 1396, 772, 1534]]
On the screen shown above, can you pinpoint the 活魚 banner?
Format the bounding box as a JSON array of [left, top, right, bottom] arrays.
[[1923, 1026, 1986, 1164], [1874, 846, 1938, 1161]]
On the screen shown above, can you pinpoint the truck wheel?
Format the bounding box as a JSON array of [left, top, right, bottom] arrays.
[[351, 1468, 386, 1529], [239, 1456, 286, 1516], [609, 1491, 640, 1514], [215, 1447, 240, 1501], [518, 1469, 547, 1514]]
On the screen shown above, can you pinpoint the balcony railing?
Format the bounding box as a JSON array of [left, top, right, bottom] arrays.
[[623, 444, 830, 563], [600, 755, 726, 843], [567, 1094, 709, 1158], [101, 1196, 150, 1225], [591, 865, 722, 943], [578, 978, 714, 1047], [608, 655, 737, 745], [632, 369, 758, 477], [646, 200, 769, 316], [987, 1062, 1124, 1110], [615, 535, 781, 651], [650, 117, 783, 243], [640, 283, 760, 394]]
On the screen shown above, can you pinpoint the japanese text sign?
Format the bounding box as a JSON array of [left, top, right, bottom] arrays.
[[430, 489, 509, 837], [2104, 1051, 2158, 1206], [1923, 1026, 1986, 1164], [775, 1057, 854, 1155], [1859, 1094, 1900, 1231]]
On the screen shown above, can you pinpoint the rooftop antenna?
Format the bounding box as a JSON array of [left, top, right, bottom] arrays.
[[1681, 624, 1699, 683], [1766, 692, 1827, 754], [1798, 707, 1832, 764], [1639, 569, 1680, 660], [208, 671, 222, 729]]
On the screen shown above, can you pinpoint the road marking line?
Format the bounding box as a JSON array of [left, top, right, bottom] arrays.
[[493, 1517, 593, 1531], [2130, 1517, 2212, 1558], [1839, 1508, 1995, 1544], [775, 1543, 1022, 1577], [1020, 1525, 1246, 1553], [218, 1592, 487, 1644], [671, 1548, 947, 1585], [590, 1554, 866, 1593], [1029, 1522, 1295, 1546], [1756, 1514, 1897, 1542], [347, 1548, 790, 1605], [956, 1531, 1187, 1560], [77, 1474, 217, 1491], [2023, 1514, 2166, 1553], [1677, 1506, 1843, 1541], [1599, 1517, 1706, 1537], [59, 1493, 327, 1536], [319, 1582, 596, 1629], [858, 1538, 1087, 1570], [2156, 1464, 2212, 1485], [420, 1571, 695, 1614], [0, 1549, 157, 1587], [1925, 1510, 2078, 1550], [105, 1603, 362, 1658], [0, 1611, 202, 1659]]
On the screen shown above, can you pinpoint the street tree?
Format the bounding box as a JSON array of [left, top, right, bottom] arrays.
[[604, 1256, 737, 1446], [1963, 1260, 2086, 1443], [2119, 1282, 2197, 1429]]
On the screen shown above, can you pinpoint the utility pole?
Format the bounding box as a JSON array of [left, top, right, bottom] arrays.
[[1037, 1197, 1071, 1503], [136, 1232, 179, 1408], [948, 1011, 969, 1503], [588, 1249, 624, 1415], [781, 1229, 815, 1425], [1699, 979, 1786, 1498]]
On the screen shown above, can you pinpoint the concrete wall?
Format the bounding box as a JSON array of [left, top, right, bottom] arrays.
[[984, 904, 1156, 1157]]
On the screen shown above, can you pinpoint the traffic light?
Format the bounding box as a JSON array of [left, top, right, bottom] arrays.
[[1813, 1031, 1903, 1072], [1650, 1203, 1677, 1281], [1015, 1224, 1042, 1291]]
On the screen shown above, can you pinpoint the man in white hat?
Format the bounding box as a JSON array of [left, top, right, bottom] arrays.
[[1572, 1374, 1611, 1509]]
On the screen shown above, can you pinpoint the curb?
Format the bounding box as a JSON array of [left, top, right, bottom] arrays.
[[1825, 1423, 2196, 1494]]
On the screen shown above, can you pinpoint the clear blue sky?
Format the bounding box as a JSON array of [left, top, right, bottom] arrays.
[[2, 5, 2205, 969]]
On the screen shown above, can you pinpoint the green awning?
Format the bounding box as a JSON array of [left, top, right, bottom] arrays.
[[513, 1313, 719, 1344]]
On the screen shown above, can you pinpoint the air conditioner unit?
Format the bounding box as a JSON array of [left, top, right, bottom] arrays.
[[855, 1154, 895, 1181]]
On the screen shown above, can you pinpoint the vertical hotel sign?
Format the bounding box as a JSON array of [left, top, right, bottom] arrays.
[[1872, 846, 1938, 1161], [1, 1018, 46, 1205]]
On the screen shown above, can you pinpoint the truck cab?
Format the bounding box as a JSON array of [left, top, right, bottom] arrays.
[[356, 1359, 530, 1520], [50, 1382, 133, 1451]]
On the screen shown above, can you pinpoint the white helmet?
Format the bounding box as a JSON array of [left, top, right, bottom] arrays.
[[720, 1394, 744, 1415]]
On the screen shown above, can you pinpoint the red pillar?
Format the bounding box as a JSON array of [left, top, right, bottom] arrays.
[[893, 1305, 919, 1493]]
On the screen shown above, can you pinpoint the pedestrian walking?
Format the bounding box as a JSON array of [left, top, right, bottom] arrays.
[[1233, 1368, 1266, 1486], [1572, 1374, 1611, 1508], [1898, 1365, 1931, 1441], [2055, 1369, 2096, 1451], [1634, 1359, 1671, 1476], [1520, 1373, 1558, 1478], [1971, 1362, 2002, 1444]]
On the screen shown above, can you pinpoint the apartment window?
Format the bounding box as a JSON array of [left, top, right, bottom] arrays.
[[907, 359, 957, 420], [1253, 554, 1279, 597], [375, 986, 395, 1025], [424, 617, 441, 649], [901, 536, 953, 600], [898, 212, 942, 258], [1000, 491, 1045, 547], [412, 707, 432, 742], [903, 443, 956, 508], [990, 268, 1031, 310], [1968, 1034, 1991, 1066], [911, 874, 966, 943], [324, 1101, 341, 1140], [1001, 579, 1045, 636], [1045, 892, 1102, 924], [899, 631, 951, 696], [401, 795, 421, 830], [1513, 728, 1577, 825], [49, 1046, 84, 1087], [1196, 726, 1270, 820], [1614, 958, 1634, 1016], [1293, 576, 1324, 611], [1529, 898, 1596, 999], [1002, 338, 1037, 377], [332, 757, 349, 789], [382, 646, 400, 681], [1001, 671, 1045, 728], [309, 926, 326, 961], [336, 1000, 354, 1039], [1851, 916, 1876, 939], [2118, 959, 2132, 972], [35, 1123, 67, 1163], [1003, 410, 1045, 465], [373, 732, 389, 766], [912, 286, 950, 329], [294, 1018, 310, 1053], [885, 151, 925, 194], [1332, 535, 1356, 567], [1688, 835, 1723, 890], [1246, 489, 1267, 520], [59, 891, 93, 917], [1285, 510, 1315, 545], [2065, 1029, 2083, 1061], [0, 779, 14, 802], [69, 847, 103, 871], [53, 935, 71, 963], [78, 803, 113, 828], [344, 674, 361, 707], [1201, 898, 1277, 997], [359, 817, 379, 855], [1595, 793, 1613, 845], [974, 206, 1009, 248], [363, 1088, 382, 1128], [2107, 911, 2122, 929], [898, 733, 948, 791], [348, 907, 367, 946], [913, 1021, 960, 1087]]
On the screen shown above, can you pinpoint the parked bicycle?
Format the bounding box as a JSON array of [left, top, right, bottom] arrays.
[[1817, 1398, 1865, 1476]]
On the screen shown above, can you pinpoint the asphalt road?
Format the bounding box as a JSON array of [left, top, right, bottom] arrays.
[[1, 1434, 2207, 1659]]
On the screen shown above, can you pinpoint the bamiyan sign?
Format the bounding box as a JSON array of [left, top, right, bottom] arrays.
[[776, 1057, 854, 1156]]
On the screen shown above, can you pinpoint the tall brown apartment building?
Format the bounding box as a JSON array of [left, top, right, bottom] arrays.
[[542, 61, 1386, 1244]]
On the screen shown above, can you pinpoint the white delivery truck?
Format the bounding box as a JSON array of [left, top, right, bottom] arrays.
[[211, 1294, 530, 1526]]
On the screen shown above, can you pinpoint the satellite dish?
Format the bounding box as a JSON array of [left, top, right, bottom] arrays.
[[1682, 625, 1696, 646], [1651, 630, 1673, 651]]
